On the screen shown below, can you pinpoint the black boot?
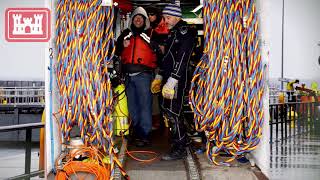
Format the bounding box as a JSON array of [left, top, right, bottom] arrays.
[[135, 138, 151, 147], [161, 145, 187, 160], [135, 132, 151, 147], [162, 115, 188, 160]]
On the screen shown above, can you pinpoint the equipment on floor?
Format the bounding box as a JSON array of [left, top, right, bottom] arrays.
[[113, 84, 129, 136]]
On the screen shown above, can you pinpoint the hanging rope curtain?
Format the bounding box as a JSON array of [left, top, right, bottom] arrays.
[[55, 0, 127, 178], [189, 0, 264, 165]]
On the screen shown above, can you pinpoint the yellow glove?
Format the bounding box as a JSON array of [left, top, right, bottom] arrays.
[[151, 74, 162, 94], [162, 77, 178, 99]]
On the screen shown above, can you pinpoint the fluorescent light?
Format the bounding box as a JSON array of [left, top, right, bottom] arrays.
[[101, 0, 113, 6], [191, 5, 203, 13]]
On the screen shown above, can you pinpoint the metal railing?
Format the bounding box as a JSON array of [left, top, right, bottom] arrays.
[[0, 122, 45, 180], [269, 101, 320, 143], [0, 87, 45, 106]]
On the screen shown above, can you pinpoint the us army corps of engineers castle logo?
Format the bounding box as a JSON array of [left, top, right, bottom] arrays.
[[5, 8, 51, 42]]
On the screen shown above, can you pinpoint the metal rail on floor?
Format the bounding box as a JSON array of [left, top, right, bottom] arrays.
[[0, 122, 45, 180], [185, 146, 201, 180]]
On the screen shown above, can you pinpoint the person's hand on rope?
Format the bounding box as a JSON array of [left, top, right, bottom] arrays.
[[162, 77, 178, 99], [151, 74, 162, 94]]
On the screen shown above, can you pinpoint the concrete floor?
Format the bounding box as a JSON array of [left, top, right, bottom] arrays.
[[123, 128, 261, 180], [124, 129, 188, 180], [197, 153, 259, 180]]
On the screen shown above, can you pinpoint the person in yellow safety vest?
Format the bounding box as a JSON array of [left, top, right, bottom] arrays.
[[286, 79, 299, 102], [311, 81, 319, 95]]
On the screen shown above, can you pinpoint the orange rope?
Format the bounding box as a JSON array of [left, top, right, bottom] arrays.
[[55, 146, 118, 180], [55, 161, 110, 180], [117, 116, 159, 163]]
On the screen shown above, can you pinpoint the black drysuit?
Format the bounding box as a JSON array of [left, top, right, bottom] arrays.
[[159, 20, 197, 150]]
